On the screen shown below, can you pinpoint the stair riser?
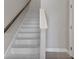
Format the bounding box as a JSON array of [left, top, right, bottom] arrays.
[[21, 25, 39, 28], [14, 40, 40, 45], [25, 14, 39, 18], [10, 48, 39, 54], [23, 22, 39, 25], [16, 33, 40, 38], [23, 18, 39, 21], [24, 19, 39, 21], [23, 21, 39, 24], [18, 28, 40, 33], [5, 54, 40, 59]]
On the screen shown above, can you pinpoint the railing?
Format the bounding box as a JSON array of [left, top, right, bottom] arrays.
[[4, 0, 31, 33], [40, 8, 48, 59]]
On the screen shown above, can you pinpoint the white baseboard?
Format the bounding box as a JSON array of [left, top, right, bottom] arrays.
[[46, 48, 69, 53]]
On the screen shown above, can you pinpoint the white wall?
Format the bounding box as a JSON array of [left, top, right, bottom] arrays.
[[69, 0, 74, 57], [25, 0, 40, 18], [4, 0, 29, 53], [41, 0, 69, 49], [4, 0, 29, 28]]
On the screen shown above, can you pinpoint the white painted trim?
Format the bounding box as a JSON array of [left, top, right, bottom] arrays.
[[40, 8, 48, 29], [46, 48, 69, 53], [40, 30, 46, 59], [40, 8, 48, 59], [69, 0, 74, 57]]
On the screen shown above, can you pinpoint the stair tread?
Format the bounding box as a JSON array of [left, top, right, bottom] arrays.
[[24, 17, 39, 19], [7, 48, 40, 55], [5, 54, 40, 59], [15, 37, 40, 39], [16, 33, 40, 38], [19, 27, 39, 30], [18, 31, 40, 33], [21, 25, 39, 27], [22, 23, 39, 25], [23, 23, 39, 25], [11, 47, 39, 50], [23, 22, 39, 25], [18, 27, 40, 32], [23, 21, 39, 24], [21, 26, 39, 28], [16, 37, 40, 39], [13, 39, 40, 47], [12, 44, 40, 48], [17, 32, 40, 34]]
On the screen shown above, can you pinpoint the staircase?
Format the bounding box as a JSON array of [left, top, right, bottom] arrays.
[[5, 0, 48, 59], [5, 17, 40, 59]]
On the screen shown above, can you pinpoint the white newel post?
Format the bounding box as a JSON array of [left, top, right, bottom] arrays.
[[40, 9, 48, 59], [40, 29, 47, 59]]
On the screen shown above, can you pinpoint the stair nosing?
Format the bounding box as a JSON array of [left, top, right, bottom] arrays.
[[18, 31, 40, 33], [21, 27, 40, 28], [12, 45, 40, 48], [15, 37, 40, 40]]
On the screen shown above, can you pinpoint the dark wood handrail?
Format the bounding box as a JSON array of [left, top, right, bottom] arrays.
[[4, 0, 31, 33]]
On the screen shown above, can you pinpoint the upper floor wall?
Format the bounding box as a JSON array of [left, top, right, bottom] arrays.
[[41, 0, 69, 49], [4, 0, 29, 28]]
